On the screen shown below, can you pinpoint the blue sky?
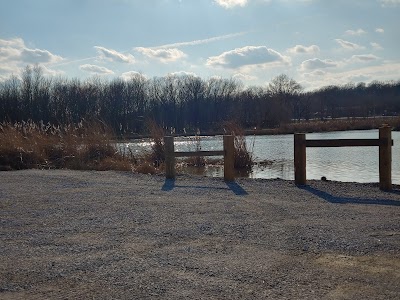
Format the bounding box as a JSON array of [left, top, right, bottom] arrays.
[[0, 0, 399, 90]]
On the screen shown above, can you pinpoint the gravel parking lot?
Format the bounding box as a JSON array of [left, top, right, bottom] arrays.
[[1, 170, 399, 299]]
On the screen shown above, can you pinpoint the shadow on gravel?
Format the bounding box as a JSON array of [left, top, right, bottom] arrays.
[[162, 179, 248, 196], [300, 185, 400, 207], [388, 189, 400, 195], [225, 181, 248, 196]]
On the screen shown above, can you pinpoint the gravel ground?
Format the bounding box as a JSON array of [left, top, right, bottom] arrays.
[[1, 170, 400, 299]]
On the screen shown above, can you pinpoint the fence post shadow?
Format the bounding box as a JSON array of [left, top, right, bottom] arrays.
[[225, 181, 248, 196], [162, 178, 175, 191], [161, 178, 248, 196], [299, 185, 400, 207]]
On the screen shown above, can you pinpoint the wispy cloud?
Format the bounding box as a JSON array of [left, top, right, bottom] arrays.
[[0, 37, 25, 48], [0, 37, 63, 79], [232, 73, 258, 82], [378, 0, 400, 7], [335, 39, 365, 50], [152, 32, 247, 49], [52, 56, 98, 67], [94, 46, 135, 63], [344, 28, 366, 36], [57, 32, 246, 68], [371, 42, 384, 50], [300, 58, 337, 71], [207, 46, 290, 69], [287, 44, 320, 55], [375, 28, 385, 33], [19, 48, 63, 64], [135, 47, 186, 63], [0, 37, 63, 64], [350, 54, 380, 62], [79, 64, 114, 75], [214, 0, 249, 9], [168, 71, 198, 77], [301, 62, 400, 90], [120, 71, 147, 81]]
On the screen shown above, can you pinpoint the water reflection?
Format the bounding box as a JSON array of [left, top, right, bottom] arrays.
[[121, 129, 400, 184]]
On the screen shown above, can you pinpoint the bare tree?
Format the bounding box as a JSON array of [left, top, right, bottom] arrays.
[[268, 74, 303, 123]]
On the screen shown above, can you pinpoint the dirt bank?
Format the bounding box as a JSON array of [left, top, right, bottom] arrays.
[[1, 170, 399, 299]]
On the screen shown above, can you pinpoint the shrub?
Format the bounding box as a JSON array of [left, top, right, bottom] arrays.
[[147, 120, 165, 167], [135, 162, 157, 175], [0, 120, 135, 171], [223, 121, 254, 171]]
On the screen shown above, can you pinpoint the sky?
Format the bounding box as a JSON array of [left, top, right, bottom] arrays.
[[0, 0, 399, 90]]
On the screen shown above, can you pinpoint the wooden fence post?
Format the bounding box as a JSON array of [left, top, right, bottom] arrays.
[[294, 133, 306, 185], [223, 135, 235, 182], [379, 125, 392, 191], [164, 136, 175, 179]]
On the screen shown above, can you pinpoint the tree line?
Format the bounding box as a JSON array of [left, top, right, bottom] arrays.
[[1, 65, 399, 135]]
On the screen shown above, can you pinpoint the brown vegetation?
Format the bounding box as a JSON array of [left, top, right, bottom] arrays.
[[2, 117, 397, 174], [0, 121, 134, 171], [224, 122, 254, 171], [147, 120, 165, 167]]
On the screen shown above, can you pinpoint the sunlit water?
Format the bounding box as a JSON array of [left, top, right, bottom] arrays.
[[120, 130, 400, 184]]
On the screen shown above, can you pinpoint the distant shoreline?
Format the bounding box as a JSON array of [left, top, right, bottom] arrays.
[[116, 116, 400, 140]]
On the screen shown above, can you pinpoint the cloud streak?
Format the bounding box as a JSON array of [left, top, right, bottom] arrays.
[[350, 54, 380, 62], [135, 47, 186, 63], [207, 46, 290, 69], [371, 42, 383, 50], [94, 46, 135, 63], [214, 0, 249, 9], [80, 64, 114, 75], [335, 39, 364, 50], [151, 32, 247, 49], [300, 58, 337, 71], [287, 44, 320, 55], [345, 29, 366, 36], [378, 0, 400, 7]]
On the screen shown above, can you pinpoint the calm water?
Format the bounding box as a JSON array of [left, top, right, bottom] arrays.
[[122, 130, 400, 184]]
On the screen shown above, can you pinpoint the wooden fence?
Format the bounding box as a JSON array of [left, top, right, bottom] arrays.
[[294, 125, 393, 190], [164, 135, 235, 181]]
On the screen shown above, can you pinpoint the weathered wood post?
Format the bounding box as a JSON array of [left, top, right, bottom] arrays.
[[294, 133, 307, 185], [379, 125, 392, 191], [223, 135, 235, 182], [164, 136, 175, 179]]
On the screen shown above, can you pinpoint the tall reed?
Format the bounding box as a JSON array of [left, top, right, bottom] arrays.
[[0, 120, 133, 171], [147, 120, 165, 167], [224, 121, 254, 171]]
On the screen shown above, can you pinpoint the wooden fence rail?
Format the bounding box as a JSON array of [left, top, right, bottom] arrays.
[[294, 125, 393, 190], [164, 135, 235, 181]]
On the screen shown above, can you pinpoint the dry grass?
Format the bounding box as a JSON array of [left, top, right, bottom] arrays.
[[0, 121, 135, 171], [224, 121, 254, 171], [147, 120, 165, 167], [134, 162, 158, 175]]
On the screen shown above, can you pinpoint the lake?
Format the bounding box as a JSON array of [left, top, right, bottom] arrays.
[[122, 129, 400, 184]]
